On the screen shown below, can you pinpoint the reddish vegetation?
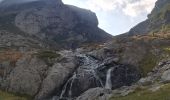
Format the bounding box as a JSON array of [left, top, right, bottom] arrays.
[[0, 50, 23, 64]]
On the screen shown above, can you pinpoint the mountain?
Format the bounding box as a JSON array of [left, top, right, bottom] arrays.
[[127, 0, 170, 36], [0, 0, 112, 49], [0, 0, 170, 100]]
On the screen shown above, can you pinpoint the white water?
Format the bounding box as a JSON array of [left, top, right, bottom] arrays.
[[59, 73, 76, 99], [59, 54, 104, 99], [105, 67, 115, 89]]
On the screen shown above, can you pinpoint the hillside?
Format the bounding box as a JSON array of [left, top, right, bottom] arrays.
[[128, 0, 170, 36], [0, 0, 112, 49], [0, 0, 170, 100]]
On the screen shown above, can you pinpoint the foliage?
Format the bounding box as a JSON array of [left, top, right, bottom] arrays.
[[0, 90, 32, 100], [139, 53, 159, 77], [34, 50, 61, 66]]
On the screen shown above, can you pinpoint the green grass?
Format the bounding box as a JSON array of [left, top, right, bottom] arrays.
[[139, 53, 159, 76], [35, 50, 60, 59], [162, 46, 170, 57], [0, 90, 32, 100], [150, 4, 170, 20], [110, 83, 170, 100], [34, 50, 61, 66]]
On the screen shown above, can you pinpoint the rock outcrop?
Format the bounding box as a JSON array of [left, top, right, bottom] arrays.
[[127, 0, 170, 35], [0, 0, 112, 49], [6, 56, 48, 96]]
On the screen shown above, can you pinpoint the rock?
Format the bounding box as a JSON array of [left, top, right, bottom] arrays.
[[127, 0, 170, 36], [111, 85, 137, 97], [7, 56, 48, 96], [148, 84, 161, 92], [161, 69, 170, 82], [36, 55, 78, 99], [11, 0, 112, 49], [76, 87, 112, 100], [138, 77, 153, 86]]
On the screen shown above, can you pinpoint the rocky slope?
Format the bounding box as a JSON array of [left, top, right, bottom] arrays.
[[0, 0, 140, 100], [127, 0, 170, 36], [0, 0, 170, 100], [0, 0, 112, 49]]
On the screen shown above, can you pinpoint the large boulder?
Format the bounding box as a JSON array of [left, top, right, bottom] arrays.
[[7, 56, 48, 96], [36, 55, 78, 100], [161, 70, 170, 82]]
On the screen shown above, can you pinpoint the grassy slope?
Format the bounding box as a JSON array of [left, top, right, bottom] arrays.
[[110, 83, 170, 100], [0, 90, 31, 100]]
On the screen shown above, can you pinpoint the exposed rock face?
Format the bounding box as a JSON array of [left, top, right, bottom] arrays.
[[7, 56, 48, 96], [0, 31, 46, 50], [0, 49, 140, 100], [0, 0, 112, 49], [36, 53, 78, 99], [127, 0, 170, 35]]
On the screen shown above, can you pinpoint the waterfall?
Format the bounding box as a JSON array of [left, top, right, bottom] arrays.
[[59, 73, 76, 99], [105, 67, 115, 89], [56, 54, 104, 99]]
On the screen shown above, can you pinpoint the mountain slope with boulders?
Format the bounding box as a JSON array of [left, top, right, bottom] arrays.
[[0, 0, 112, 49], [0, 0, 170, 100]]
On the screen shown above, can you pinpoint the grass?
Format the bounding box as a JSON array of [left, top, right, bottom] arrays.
[[150, 4, 170, 21], [0, 90, 32, 100], [34, 50, 61, 66], [35, 50, 60, 59], [110, 83, 170, 100]]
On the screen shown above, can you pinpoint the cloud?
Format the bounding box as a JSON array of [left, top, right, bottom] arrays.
[[86, 0, 157, 17]]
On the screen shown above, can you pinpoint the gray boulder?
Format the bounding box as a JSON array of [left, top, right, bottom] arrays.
[[161, 69, 170, 82], [7, 56, 48, 96], [36, 55, 78, 99], [76, 87, 112, 100]]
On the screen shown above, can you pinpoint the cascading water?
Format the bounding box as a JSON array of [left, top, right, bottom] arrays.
[[59, 73, 77, 99], [105, 67, 115, 89], [57, 54, 104, 100], [50, 51, 140, 100]]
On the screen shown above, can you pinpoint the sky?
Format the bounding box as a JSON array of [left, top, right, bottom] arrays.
[[62, 0, 157, 35]]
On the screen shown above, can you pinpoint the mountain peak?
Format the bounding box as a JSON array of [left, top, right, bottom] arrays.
[[127, 0, 170, 36], [0, 0, 112, 49]]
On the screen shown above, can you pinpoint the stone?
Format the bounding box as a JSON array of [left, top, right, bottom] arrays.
[[36, 55, 78, 99], [7, 56, 48, 96], [76, 87, 112, 100], [161, 69, 170, 82]]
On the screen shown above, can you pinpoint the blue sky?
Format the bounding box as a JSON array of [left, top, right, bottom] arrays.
[[62, 0, 157, 35]]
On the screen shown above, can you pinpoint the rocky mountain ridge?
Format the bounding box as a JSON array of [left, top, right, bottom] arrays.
[[127, 0, 170, 36], [0, 0, 112, 49], [0, 0, 170, 100]]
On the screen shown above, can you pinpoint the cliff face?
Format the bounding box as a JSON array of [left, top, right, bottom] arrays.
[[0, 0, 112, 49], [128, 0, 170, 35]]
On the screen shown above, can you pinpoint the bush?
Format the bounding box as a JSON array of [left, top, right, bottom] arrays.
[[34, 50, 61, 66]]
